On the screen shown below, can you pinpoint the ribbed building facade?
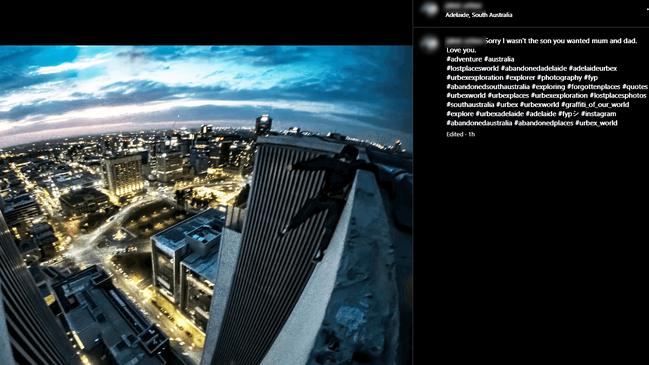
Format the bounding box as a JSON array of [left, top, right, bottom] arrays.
[[201, 135, 412, 365], [0, 211, 78, 365], [202, 136, 352, 365]]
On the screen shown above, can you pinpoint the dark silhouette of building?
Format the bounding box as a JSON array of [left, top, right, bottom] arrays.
[[0, 211, 79, 365], [392, 139, 403, 153], [29, 223, 58, 259], [255, 114, 272, 136], [217, 142, 232, 167], [200, 124, 213, 137], [1, 193, 42, 228], [59, 187, 110, 217], [326, 132, 346, 141], [190, 143, 211, 176]]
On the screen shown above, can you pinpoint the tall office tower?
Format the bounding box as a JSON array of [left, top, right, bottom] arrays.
[[201, 135, 411, 365], [255, 114, 272, 136], [199, 124, 214, 137], [189, 146, 210, 176], [179, 138, 192, 155], [392, 139, 403, 153], [207, 147, 222, 169], [155, 151, 184, 183], [102, 154, 145, 196], [217, 142, 232, 167], [0, 212, 79, 365]]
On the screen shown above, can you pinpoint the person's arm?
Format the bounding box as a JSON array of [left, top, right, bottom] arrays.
[[288, 155, 337, 171]]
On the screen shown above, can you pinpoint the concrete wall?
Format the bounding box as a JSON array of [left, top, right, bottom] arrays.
[[0, 291, 16, 365], [200, 227, 243, 365], [259, 170, 361, 365]]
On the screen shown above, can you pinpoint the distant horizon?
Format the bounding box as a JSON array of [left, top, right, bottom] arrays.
[[0, 46, 412, 149], [0, 118, 413, 151]]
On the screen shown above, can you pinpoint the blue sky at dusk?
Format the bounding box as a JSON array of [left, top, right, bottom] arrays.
[[0, 46, 412, 148]]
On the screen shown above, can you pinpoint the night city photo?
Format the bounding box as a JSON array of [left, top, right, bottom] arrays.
[[0, 46, 412, 365]]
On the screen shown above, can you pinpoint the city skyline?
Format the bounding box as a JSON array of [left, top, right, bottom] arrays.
[[1, 120, 412, 364], [0, 46, 413, 148]]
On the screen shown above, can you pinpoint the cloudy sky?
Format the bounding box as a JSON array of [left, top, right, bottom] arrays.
[[0, 46, 412, 149]]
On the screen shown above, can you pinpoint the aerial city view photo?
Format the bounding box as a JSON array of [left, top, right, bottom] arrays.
[[0, 46, 412, 365]]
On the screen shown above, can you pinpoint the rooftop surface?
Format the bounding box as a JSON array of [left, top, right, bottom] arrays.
[[105, 153, 142, 162], [52, 174, 95, 189], [257, 135, 360, 155], [3, 193, 36, 206], [52, 266, 167, 365], [152, 208, 225, 256], [182, 248, 220, 283], [188, 225, 220, 244], [30, 222, 53, 234], [257, 135, 412, 169], [59, 187, 108, 204]]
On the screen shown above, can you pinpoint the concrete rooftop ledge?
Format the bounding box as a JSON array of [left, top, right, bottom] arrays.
[[257, 135, 369, 160]]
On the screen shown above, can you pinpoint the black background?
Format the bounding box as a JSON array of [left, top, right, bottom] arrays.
[[1, 0, 644, 362], [416, 1, 644, 361], [0, 2, 411, 45]]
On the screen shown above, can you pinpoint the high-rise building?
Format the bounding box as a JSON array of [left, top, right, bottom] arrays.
[[102, 154, 145, 196], [200, 124, 213, 137], [207, 147, 222, 169], [255, 114, 272, 136], [151, 209, 225, 332], [155, 151, 183, 183], [179, 226, 221, 332], [201, 135, 412, 365], [217, 142, 231, 167], [0, 211, 79, 365], [189, 146, 210, 176]]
